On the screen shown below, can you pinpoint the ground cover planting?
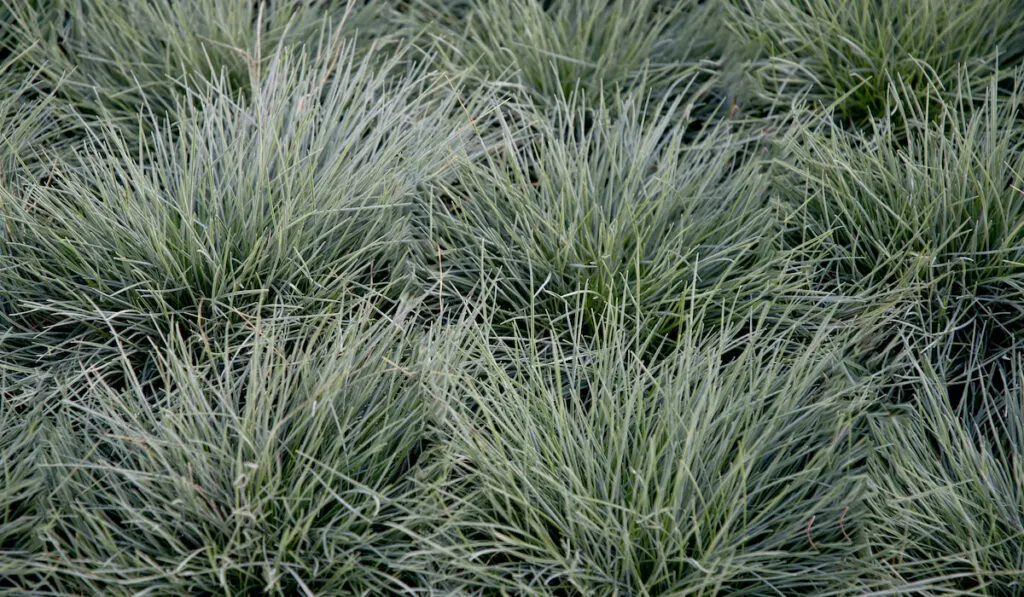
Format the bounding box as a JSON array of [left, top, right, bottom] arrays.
[[1, 0, 1023, 594]]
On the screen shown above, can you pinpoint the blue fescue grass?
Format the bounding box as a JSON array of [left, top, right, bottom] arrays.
[[2, 0, 404, 146], [415, 304, 885, 595], [0, 399, 47, 587], [776, 69, 1024, 396], [2, 1, 1024, 594], [726, 0, 1024, 125], [424, 0, 719, 112], [864, 349, 1024, 595], [15, 299, 441, 595], [422, 86, 794, 349], [0, 37, 470, 381]]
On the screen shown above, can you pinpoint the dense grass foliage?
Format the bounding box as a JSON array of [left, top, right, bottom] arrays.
[[865, 354, 1024, 595], [727, 0, 1024, 125], [2, 0, 1023, 595], [425, 92, 784, 343], [20, 302, 440, 595], [428, 0, 719, 111], [779, 75, 1024, 393], [0, 41, 467, 381], [420, 313, 881, 594], [3, 0, 401, 142]]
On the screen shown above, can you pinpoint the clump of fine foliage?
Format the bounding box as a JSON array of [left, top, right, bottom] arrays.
[[427, 0, 720, 112], [779, 74, 1024, 393], [0, 38, 467, 380], [18, 301, 441, 595], [2, 0, 402, 143], [424, 89, 785, 344], [865, 351, 1024, 595], [726, 0, 1024, 125], [2, 1, 1024, 595], [417, 308, 882, 594]]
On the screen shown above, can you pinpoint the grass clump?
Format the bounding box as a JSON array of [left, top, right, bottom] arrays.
[[431, 0, 718, 112], [427, 90, 784, 345], [727, 0, 1024, 125], [864, 351, 1024, 595], [12, 301, 437, 596], [777, 73, 1024, 396], [0, 40, 466, 379], [419, 307, 880, 594], [3, 0, 399, 144]]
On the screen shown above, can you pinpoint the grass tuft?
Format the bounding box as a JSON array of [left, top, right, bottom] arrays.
[[727, 0, 1024, 125], [777, 70, 1024, 398], [430, 0, 719, 113], [424, 88, 788, 347], [0, 39, 468, 381], [419, 306, 883, 594], [3, 0, 401, 145], [865, 349, 1024, 595], [12, 300, 438, 596]]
